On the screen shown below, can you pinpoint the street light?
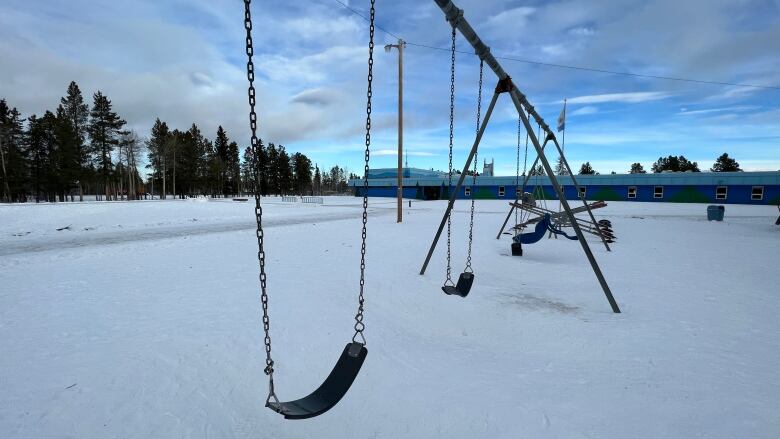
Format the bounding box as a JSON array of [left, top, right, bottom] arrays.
[[385, 39, 405, 223]]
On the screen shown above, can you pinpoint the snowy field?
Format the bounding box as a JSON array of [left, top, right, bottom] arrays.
[[1, 197, 778, 438]]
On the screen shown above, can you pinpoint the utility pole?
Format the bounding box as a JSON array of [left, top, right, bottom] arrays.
[[385, 39, 406, 223]]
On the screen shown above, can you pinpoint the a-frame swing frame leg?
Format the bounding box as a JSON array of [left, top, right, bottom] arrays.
[[431, 0, 620, 313], [419, 83, 503, 276], [507, 89, 620, 313]]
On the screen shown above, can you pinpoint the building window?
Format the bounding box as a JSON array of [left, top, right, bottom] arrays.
[[715, 186, 727, 200], [498, 186, 505, 197], [578, 186, 586, 199], [516, 186, 523, 196], [654, 186, 664, 199], [628, 186, 637, 199], [751, 186, 764, 200], [464, 186, 471, 197]]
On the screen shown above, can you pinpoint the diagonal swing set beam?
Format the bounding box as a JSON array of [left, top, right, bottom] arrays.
[[427, 0, 621, 313], [419, 84, 503, 276]]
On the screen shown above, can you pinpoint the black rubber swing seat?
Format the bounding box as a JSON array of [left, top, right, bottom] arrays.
[[266, 342, 368, 420], [442, 272, 474, 297]]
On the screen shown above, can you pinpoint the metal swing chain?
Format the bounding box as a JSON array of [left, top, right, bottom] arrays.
[[352, 0, 374, 345], [464, 59, 483, 273], [244, 0, 278, 405], [444, 25, 456, 286], [514, 114, 522, 229]]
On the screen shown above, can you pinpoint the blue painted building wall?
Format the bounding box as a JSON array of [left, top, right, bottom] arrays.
[[350, 170, 780, 205]]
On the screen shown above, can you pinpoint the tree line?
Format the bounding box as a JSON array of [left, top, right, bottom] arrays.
[[0, 81, 355, 203], [576, 153, 742, 175]]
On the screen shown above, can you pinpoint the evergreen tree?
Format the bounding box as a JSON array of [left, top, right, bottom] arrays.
[[241, 146, 256, 194], [710, 153, 742, 172], [59, 81, 90, 200], [146, 119, 170, 199], [651, 155, 700, 173], [88, 91, 126, 200], [214, 126, 229, 196], [277, 145, 293, 194], [578, 162, 597, 175], [226, 141, 240, 195], [266, 143, 279, 195], [529, 164, 545, 176], [629, 162, 646, 174], [554, 156, 569, 175], [292, 152, 313, 195], [0, 100, 27, 202], [313, 164, 321, 195]]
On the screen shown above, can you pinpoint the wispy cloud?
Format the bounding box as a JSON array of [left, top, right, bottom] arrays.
[[565, 92, 672, 104], [570, 105, 598, 116], [677, 106, 758, 116]]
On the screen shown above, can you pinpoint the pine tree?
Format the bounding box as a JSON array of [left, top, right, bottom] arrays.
[[578, 162, 597, 175], [710, 153, 742, 172], [88, 91, 126, 200], [276, 145, 293, 195], [266, 143, 279, 195], [554, 156, 569, 175], [651, 155, 700, 173], [529, 164, 545, 176], [313, 164, 321, 195], [227, 141, 240, 195], [59, 81, 90, 200], [214, 126, 229, 196], [146, 119, 170, 199], [629, 162, 646, 174], [241, 146, 255, 194], [1, 100, 28, 202], [292, 152, 313, 195]]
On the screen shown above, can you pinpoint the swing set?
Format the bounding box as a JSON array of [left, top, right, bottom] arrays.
[[243, 0, 621, 421]]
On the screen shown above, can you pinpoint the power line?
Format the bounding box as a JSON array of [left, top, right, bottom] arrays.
[[331, 0, 780, 91]]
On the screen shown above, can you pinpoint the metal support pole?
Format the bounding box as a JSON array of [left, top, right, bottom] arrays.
[[419, 87, 501, 275], [433, 0, 620, 313], [508, 89, 620, 313], [397, 40, 404, 222]]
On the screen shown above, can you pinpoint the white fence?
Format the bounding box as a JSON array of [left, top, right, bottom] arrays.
[[281, 196, 298, 202], [301, 196, 324, 204]]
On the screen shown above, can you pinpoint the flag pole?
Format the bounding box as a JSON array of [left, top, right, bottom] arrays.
[[561, 98, 566, 154]]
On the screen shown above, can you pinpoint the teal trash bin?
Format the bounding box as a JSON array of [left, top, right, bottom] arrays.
[[707, 205, 725, 221]]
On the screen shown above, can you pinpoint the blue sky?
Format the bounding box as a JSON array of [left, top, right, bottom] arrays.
[[1, 0, 778, 175]]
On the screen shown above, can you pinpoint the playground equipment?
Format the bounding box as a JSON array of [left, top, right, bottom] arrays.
[[440, 38, 485, 298], [508, 199, 616, 243], [420, 0, 621, 313], [243, 0, 373, 419]]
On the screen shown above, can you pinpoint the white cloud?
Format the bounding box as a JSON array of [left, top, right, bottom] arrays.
[[570, 106, 598, 116], [565, 92, 672, 104]]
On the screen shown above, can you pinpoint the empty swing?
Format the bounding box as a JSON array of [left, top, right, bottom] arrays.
[[441, 31, 484, 298], [242, 0, 374, 419]]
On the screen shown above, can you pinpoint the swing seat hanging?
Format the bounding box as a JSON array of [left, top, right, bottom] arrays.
[[442, 272, 474, 297], [267, 342, 368, 420]]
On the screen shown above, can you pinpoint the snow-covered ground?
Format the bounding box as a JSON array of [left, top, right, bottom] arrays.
[[1, 197, 778, 438]]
